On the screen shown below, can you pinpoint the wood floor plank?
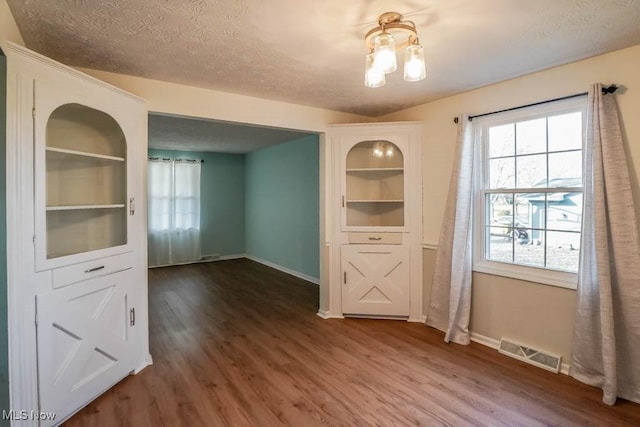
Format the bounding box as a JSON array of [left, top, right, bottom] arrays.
[[64, 259, 640, 426]]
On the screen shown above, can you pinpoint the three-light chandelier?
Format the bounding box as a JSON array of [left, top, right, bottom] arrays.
[[364, 12, 426, 88]]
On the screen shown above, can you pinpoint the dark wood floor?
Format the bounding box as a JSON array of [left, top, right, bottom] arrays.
[[66, 259, 640, 426]]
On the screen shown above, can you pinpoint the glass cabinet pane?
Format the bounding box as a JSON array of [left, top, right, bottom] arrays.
[[46, 152, 126, 206], [46, 208, 127, 258], [345, 140, 404, 227], [46, 103, 126, 156], [346, 140, 403, 169], [45, 104, 127, 259]]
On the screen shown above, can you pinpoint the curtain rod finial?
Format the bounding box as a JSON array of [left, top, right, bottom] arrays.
[[603, 84, 618, 94]]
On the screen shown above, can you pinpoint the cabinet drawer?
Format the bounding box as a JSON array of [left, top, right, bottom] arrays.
[[52, 252, 133, 289], [348, 232, 402, 245]]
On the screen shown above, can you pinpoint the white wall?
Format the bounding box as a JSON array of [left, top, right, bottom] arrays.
[[380, 44, 640, 362], [77, 68, 370, 133], [0, 0, 24, 47]]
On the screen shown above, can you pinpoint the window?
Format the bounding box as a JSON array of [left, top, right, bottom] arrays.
[[148, 159, 201, 266], [148, 160, 201, 232], [473, 98, 586, 288]]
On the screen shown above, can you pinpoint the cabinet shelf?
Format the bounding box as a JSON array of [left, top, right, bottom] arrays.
[[346, 168, 403, 172], [347, 200, 404, 203], [46, 147, 125, 162], [46, 204, 125, 211]]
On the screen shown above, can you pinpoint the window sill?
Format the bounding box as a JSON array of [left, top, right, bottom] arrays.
[[473, 260, 577, 290]]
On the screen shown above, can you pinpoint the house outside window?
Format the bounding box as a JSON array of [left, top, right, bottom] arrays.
[[473, 97, 587, 289]]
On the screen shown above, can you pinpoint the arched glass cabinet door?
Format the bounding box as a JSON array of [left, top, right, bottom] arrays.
[[344, 140, 405, 227], [44, 103, 128, 259]]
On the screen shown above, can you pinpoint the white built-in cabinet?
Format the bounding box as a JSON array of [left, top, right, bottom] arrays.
[[5, 42, 150, 426], [328, 123, 423, 320]]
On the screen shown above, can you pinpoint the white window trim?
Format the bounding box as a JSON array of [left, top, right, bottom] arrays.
[[472, 96, 587, 290]]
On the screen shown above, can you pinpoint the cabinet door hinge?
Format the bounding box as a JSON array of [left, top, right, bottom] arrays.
[[343, 271, 347, 284], [129, 308, 136, 326], [129, 197, 135, 216], [342, 196, 345, 208], [32, 234, 36, 245], [32, 107, 35, 120]]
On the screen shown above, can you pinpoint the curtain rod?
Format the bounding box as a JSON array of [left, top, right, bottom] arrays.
[[453, 84, 619, 124], [148, 157, 204, 163]]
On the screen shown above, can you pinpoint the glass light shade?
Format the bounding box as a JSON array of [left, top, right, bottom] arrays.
[[404, 44, 426, 82], [373, 142, 384, 158], [373, 33, 397, 74], [385, 145, 394, 158], [364, 53, 385, 88]]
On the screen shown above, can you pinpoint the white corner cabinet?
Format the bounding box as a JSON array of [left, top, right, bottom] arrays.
[[328, 122, 423, 320], [4, 42, 150, 426]]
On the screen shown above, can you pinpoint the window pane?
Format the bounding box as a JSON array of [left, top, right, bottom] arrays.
[[549, 151, 582, 185], [490, 157, 515, 188], [516, 118, 546, 155], [175, 163, 201, 197], [487, 193, 514, 263], [516, 154, 546, 188], [487, 193, 513, 225], [548, 112, 582, 152], [546, 231, 580, 272], [489, 124, 514, 157], [547, 192, 582, 232], [514, 231, 544, 267], [513, 194, 532, 228], [486, 226, 513, 263], [149, 198, 171, 231], [516, 193, 545, 245]]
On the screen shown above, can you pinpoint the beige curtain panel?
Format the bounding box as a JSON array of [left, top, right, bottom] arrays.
[[426, 115, 473, 345], [570, 83, 640, 405]]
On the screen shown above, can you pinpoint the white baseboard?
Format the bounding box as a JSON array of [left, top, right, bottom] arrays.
[[470, 331, 570, 375], [134, 353, 154, 374], [219, 253, 246, 261], [246, 255, 320, 285], [470, 331, 500, 349], [316, 310, 344, 319], [408, 315, 427, 323], [149, 253, 246, 268]]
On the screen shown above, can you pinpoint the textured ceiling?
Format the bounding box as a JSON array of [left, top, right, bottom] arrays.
[[7, 0, 640, 116], [148, 114, 313, 153]]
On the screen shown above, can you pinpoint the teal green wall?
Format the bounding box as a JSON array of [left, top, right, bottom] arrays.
[[148, 149, 246, 257], [0, 54, 9, 417], [245, 135, 320, 279]]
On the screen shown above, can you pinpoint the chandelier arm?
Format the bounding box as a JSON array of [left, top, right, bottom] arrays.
[[403, 20, 417, 30], [364, 22, 418, 50]]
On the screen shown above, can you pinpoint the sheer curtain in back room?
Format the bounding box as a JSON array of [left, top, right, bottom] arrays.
[[148, 158, 201, 267]]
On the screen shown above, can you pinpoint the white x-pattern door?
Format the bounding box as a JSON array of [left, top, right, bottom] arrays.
[[341, 245, 410, 316], [36, 269, 138, 425]]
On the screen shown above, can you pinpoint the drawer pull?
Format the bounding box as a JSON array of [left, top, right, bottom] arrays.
[[84, 265, 105, 273], [368, 237, 383, 241]]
